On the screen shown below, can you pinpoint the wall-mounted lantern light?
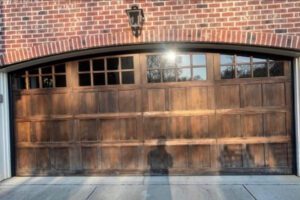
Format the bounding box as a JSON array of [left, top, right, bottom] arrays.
[[126, 5, 145, 37]]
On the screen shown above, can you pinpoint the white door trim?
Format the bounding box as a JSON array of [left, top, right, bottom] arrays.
[[0, 72, 11, 181], [294, 57, 300, 176]]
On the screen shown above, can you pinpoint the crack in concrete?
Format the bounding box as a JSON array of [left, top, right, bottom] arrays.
[[85, 186, 97, 200], [242, 184, 257, 200]]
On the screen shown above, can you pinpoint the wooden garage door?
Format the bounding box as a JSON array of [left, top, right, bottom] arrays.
[[12, 52, 293, 175]]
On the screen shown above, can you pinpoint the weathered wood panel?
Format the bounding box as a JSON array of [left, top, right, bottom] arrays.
[[189, 145, 211, 168], [16, 122, 31, 142], [99, 91, 118, 113], [241, 114, 264, 137], [242, 84, 262, 107], [79, 120, 98, 141], [216, 85, 240, 109], [32, 121, 51, 142], [190, 116, 210, 138], [13, 54, 293, 175]]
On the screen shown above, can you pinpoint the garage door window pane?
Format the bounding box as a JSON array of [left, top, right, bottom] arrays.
[[147, 70, 161, 83], [269, 62, 284, 77], [221, 55, 234, 65], [93, 59, 105, 71], [121, 57, 134, 69], [108, 72, 120, 85], [16, 77, 26, 89], [122, 71, 134, 84], [193, 67, 206, 80], [192, 54, 206, 66], [107, 58, 119, 70], [147, 53, 207, 83], [42, 76, 53, 88], [161, 56, 175, 68], [221, 66, 235, 79], [93, 73, 105, 85], [79, 60, 90, 72], [178, 68, 191, 81], [237, 64, 251, 78], [236, 56, 250, 64], [147, 55, 160, 69], [253, 63, 267, 77], [54, 64, 66, 73], [18, 64, 67, 90], [79, 56, 135, 86], [253, 57, 267, 63], [79, 74, 91, 86], [163, 69, 176, 82], [41, 66, 52, 74], [29, 77, 39, 89], [176, 55, 190, 67], [55, 75, 66, 87], [28, 69, 39, 75]]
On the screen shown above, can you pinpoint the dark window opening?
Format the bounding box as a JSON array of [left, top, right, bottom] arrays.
[[29, 77, 39, 89], [28, 69, 39, 75], [55, 75, 67, 87], [79, 56, 134, 86], [107, 72, 119, 85], [16, 77, 26, 89], [55, 64, 66, 73], [121, 57, 134, 69], [42, 76, 53, 88], [269, 62, 284, 76], [93, 59, 105, 71], [41, 66, 52, 74], [79, 74, 91, 86], [78, 60, 90, 72], [122, 71, 134, 84], [15, 63, 66, 90], [93, 73, 106, 85], [107, 58, 119, 70]]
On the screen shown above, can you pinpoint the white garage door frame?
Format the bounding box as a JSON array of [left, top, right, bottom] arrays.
[[0, 72, 11, 181], [294, 57, 300, 176]]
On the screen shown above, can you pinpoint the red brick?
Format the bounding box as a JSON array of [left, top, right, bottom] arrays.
[[0, 0, 299, 65]]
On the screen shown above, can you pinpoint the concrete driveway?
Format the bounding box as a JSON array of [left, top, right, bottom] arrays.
[[0, 176, 300, 200]]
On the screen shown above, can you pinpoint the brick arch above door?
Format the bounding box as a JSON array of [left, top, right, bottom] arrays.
[[0, 28, 300, 67]]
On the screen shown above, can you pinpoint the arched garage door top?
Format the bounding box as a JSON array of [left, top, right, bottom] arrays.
[[1, 29, 300, 67]]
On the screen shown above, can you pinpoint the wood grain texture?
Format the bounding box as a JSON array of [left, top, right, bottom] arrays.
[[13, 54, 293, 175]]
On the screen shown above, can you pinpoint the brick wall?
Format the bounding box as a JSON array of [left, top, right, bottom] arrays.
[[0, 0, 300, 66]]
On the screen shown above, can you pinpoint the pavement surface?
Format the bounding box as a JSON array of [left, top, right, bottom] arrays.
[[0, 176, 300, 200]]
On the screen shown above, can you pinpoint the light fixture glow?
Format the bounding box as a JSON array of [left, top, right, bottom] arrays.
[[165, 51, 176, 63]]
